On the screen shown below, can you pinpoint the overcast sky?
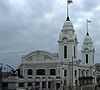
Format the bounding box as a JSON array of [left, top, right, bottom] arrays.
[[0, 0, 100, 68]]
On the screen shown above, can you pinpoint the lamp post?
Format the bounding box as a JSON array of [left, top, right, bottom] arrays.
[[60, 56, 75, 90], [61, 61, 64, 90], [71, 56, 75, 90], [0, 63, 3, 90], [72, 56, 74, 90]]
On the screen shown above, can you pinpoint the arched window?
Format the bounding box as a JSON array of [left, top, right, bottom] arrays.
[[86, 54, 88, 64], [50, 69, 56, 75], [74, 46, 76, 58], [64, 46, 67, 58], [27, 69, 33, 75], [36, 69, 45, 75], [64, 70, 67, 76], [74, 70, 77, 77]]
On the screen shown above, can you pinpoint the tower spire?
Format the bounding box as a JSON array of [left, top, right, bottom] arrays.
[[66, 0, 73, 21], [86, 19, 91, 36]]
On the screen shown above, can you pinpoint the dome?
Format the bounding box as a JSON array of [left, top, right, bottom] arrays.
[[83, 33, 93, 44], [62, 20, 74, 31], [82, 33, 94, 51]]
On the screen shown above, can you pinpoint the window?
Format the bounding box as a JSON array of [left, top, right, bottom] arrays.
[[48, 82, 51, 89], [35, 82, 40, 89], [42, 82, 46, 89], [2, 83, 8, 87], [86, 54, 88, 63], [64, 80, 66, 86], [28, 77, 33, 79], [35, 82, 40, 86], [75, 70, 77, 77], [27, 69, 33, 75], [36, 69, 45, 75], [50, 69, 56, 75], [74, 46, 76, 58], [56, 76, 60, 79], [93, 54, 94, 63], [28, 82, 32, 86], [56, 83, 60, 89], [64, 70, 67, 76], [64, 46, 67, 58], [19, 83, 24, 87]]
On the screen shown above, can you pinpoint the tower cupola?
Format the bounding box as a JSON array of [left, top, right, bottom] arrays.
[[58, 20, 78, 62], [81, 33, 95, 65], [62, 20, 74, 31], [82, 33, 94, 51]]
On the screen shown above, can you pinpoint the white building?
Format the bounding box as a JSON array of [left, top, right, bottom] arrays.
[[17, 17, 95, 90], [2, 18, 96, 90]]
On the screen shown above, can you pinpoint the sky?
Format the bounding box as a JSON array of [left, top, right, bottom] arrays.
[[0, 0, 100, 69]]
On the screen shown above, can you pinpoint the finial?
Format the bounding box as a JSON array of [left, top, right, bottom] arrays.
[[86, 32, 89, 36], [66, 17, 70, 21]]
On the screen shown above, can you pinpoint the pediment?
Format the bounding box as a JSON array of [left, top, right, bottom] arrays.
[[22, 50, 54, 62]]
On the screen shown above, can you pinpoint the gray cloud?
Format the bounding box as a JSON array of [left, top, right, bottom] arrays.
[[0, 0, 100, 68]]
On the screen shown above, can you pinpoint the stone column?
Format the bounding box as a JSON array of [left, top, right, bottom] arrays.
[[32, 82, 35, 90], [24, 82, 27, 89], [40, 82, 42, 90], [46, 81, 48, 90]]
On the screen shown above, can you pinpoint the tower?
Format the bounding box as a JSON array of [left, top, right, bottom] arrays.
[[81, 32, 95, 65], [58, 19, 78, 62]]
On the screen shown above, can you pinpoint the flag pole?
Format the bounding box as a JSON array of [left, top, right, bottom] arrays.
[[86, 20, 91, 36], [86, 20, 89, 35], [67, 0, 69, 21]]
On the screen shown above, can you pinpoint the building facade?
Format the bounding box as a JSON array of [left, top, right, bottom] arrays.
[[2, 18, 96, 90], [19, 18, 95, 90]]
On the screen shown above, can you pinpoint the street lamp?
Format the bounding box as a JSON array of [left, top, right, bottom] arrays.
[[69, 56, 75, 90], [60, 56, 76, 90]]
